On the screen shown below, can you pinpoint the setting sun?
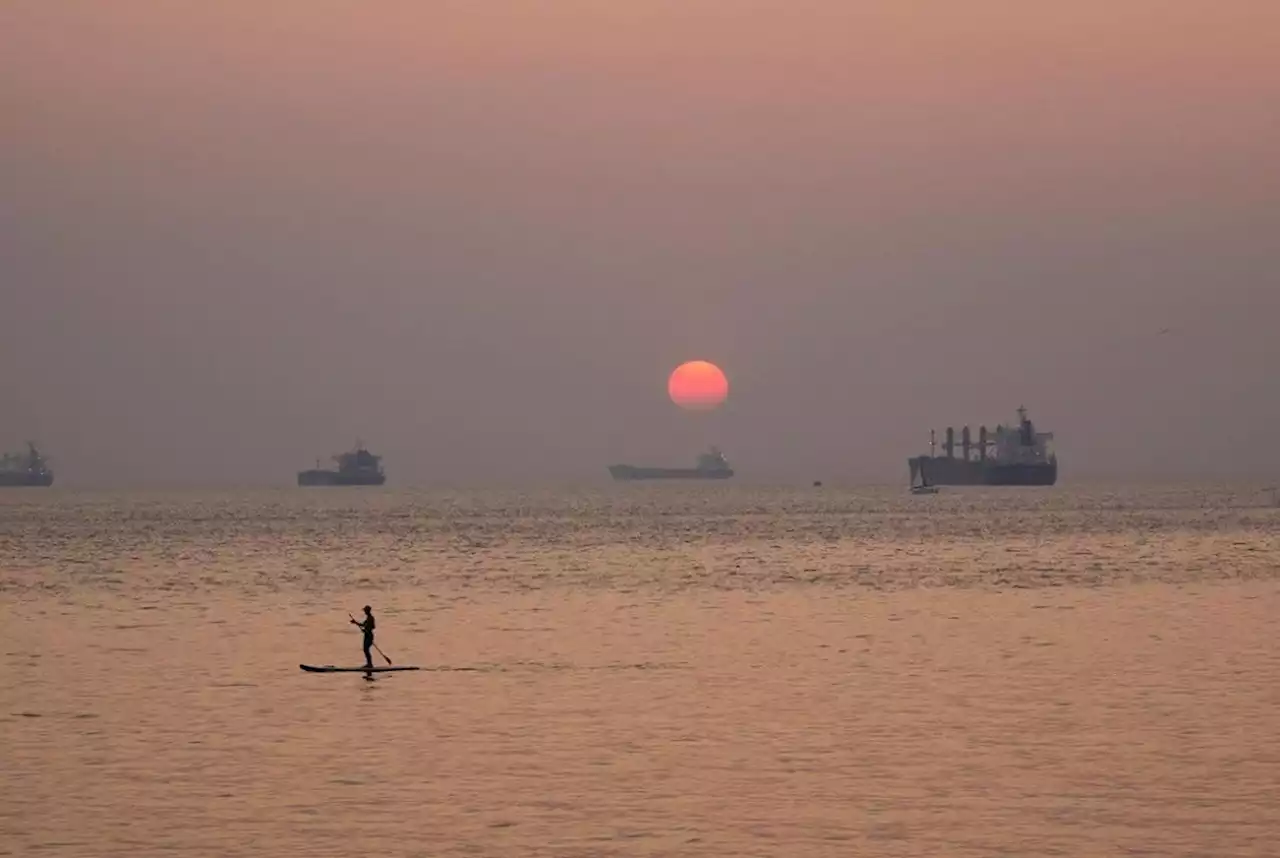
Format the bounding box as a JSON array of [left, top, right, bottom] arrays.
[[668, 360, 729, 411]]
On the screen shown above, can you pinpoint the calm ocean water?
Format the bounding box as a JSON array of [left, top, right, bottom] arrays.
[[2, 484, 1278, 856]]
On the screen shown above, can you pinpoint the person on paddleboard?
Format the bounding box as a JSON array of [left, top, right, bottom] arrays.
[[351, 605, 376, 669]]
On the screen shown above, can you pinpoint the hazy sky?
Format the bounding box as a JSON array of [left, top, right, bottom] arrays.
[[4, 2, 1278, 486]]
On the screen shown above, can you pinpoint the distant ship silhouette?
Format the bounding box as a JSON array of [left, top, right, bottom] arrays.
[[0, 442, 54, 487], [608, 448, 733, 481], [298, 442, 386, 486]]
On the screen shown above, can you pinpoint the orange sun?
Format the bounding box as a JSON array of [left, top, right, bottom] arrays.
[[668, 360, 729, 411]]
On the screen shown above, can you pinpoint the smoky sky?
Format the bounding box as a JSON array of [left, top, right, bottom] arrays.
[[3, 2, 1278, 486]]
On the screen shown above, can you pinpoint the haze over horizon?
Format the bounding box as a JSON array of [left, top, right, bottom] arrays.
[[4, 2, 1278, 487]]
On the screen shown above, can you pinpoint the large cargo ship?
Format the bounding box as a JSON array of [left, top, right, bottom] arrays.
[[298, 443, 386, 486], [0, 442, 54, 487], [908, 406, 1057, 487], [609, 448, 734, 481]]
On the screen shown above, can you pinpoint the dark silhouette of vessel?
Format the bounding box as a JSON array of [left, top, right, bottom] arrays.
[[608, 448, 734, 480], [0, 442, 54, 487], [908, 406, 1057, 487], [298, 443, 386, 486]]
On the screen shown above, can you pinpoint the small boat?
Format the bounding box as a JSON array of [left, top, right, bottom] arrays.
[[299, 664, 420, 673], [910, 469, 939, 494]]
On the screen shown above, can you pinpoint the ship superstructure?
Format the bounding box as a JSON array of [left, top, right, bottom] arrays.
[[0, 442, 54, 487], [908, 406, 1057, 487]]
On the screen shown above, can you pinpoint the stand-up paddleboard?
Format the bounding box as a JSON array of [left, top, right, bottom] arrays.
[[300, 664, 420, 673]]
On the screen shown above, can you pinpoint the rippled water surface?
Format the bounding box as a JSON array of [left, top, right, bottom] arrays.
[[2, 485, 1278, 856]]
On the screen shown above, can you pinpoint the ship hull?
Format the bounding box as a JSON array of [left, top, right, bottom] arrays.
[[297, 469, 386, 486], [908, 456, 1057, 487], [608, 465, 733, 481], [0, 472, 54, 487]]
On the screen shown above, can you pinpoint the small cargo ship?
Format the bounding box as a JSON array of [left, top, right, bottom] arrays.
[[608, 447, 734, 481], [298, 443, 386, 486], [0, 442, 54, 487], [908, 406, 1057, 487]]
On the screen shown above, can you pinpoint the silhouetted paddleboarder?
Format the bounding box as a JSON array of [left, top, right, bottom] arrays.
[[351, 605, 376, 669], [298, 613, 406, 676]]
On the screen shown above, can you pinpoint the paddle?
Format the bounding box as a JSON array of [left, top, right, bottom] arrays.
[[349, 613, 393, 665]]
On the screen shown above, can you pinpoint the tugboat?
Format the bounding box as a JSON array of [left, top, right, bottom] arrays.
[[297, 442, 386, 486], [0, 442, 54, 487], [608, 447, 734, 481]]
